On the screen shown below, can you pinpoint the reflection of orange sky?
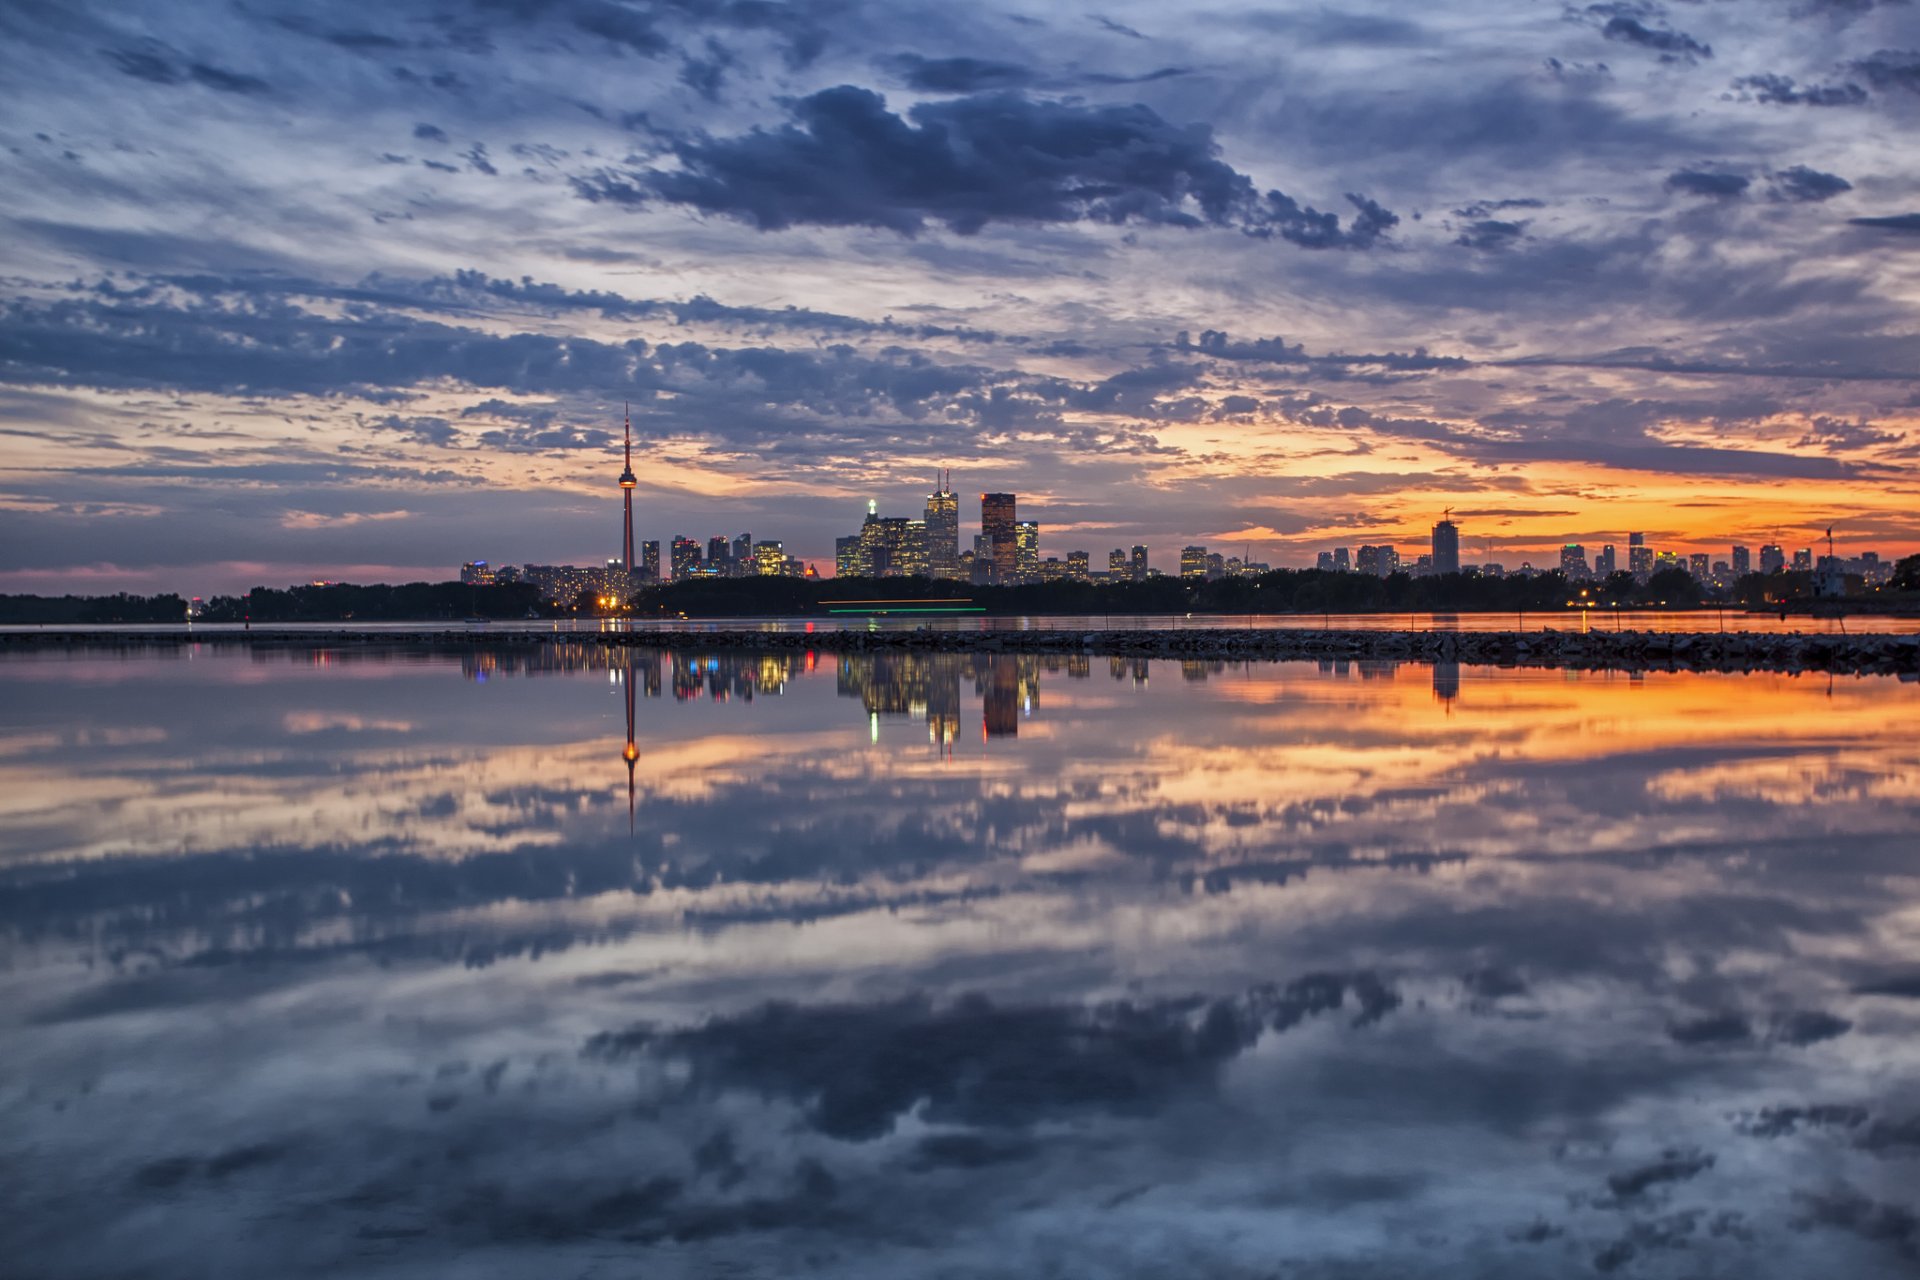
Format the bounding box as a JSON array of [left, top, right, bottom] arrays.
[[4, 663, 1914, 887]]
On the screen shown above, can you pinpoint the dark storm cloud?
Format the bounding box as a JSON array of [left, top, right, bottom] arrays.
[[1174, 330, 1471, 379], [1666, 169, 1750, 198], [1769, 165, 1852, 202], [1605, 1150, 1714, 1199], [1668, 1012, 1753, 1045], [574, 87, 1396, 247], [883, 53, 1038, 92], [104, 44, 271, 94], [422, 0, 833, 68], [1850, 213, 1920, 232], [1284, 398, 1883, 482], [1728, 73, 1869, 107], [1851, 49, 1920, 94], [1587, 6, 1713, 62], [1793, 1187, 1920, 1254], [879, 52, 1194, 93], [678, 37, 735, 101], [585, 976, 1395, 1141], [1456, 219, 1528, 250], [1730, 1105, 1869, 1138], [0, 284, 1118, 448]]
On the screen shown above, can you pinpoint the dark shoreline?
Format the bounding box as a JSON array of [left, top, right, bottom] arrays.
[[6, 625, 1918, 676]]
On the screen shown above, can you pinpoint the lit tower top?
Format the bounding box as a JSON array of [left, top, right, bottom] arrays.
[[619, 408, 637, 490], [618, 404, 637, 577]]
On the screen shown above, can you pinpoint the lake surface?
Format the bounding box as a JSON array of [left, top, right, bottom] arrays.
[[9, 606, 1920, 636], [3, 645, 1918, 1278]]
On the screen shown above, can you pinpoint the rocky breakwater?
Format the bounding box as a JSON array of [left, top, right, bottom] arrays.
[[15, 625, 1916, 677], [605, 626, 1916, 676]]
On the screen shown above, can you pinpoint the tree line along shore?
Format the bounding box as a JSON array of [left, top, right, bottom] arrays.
[[5, 559, 1919, 625]]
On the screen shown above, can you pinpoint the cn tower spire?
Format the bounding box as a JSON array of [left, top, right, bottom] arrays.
[[618, 401, 637, 580]]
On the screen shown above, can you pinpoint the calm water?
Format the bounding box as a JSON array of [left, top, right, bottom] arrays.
[[3, 647, 1918, 1278], [7, 607, 1919, 635]]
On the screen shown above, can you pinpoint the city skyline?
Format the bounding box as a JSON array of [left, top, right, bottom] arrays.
[[3, 1, 1918, 595]]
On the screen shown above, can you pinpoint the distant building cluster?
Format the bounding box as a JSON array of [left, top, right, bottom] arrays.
[[1307, 519, 1894, 596], [455, 425, 1901, 603]]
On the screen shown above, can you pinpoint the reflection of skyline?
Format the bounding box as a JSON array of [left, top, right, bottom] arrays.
[[6, 651, 1920, 1277], [835, 652, 1052, 745]]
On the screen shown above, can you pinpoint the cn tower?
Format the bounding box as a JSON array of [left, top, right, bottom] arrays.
[[618, 403, 637, 574]]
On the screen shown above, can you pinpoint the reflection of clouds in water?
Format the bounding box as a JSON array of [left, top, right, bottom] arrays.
[[1, 650, 1918, 1276]]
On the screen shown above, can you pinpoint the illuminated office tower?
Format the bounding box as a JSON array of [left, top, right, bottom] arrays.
[[1792, 548, 1812, 573], [460, 561, 494, 585], [1560, 544, 1589, 578], [981, 493, 1017, 583], [1595, 544, 1616, 578], [894, 520, 930, 577], [670, 536, 701, 579], [640, 540, 660, 581], [1628, 532, 1652, 580], [1332, 547, 1351, 573], [1759, 544, 1785, 574], [732, 533, 751, 570], [753, 540, 785, 576], [836, 536, 861, 578], [1731, 546, 1750, 577], [1689, 553, 1710, 579], [707, 535, 730, 575], [925, 473, 960, 579], [1109, 548, 1128, 578], [1431, 516, 1461, 575], [1181, 546, 1208, 579], [1130, 545, 1149, 581], [1014, 521, 1039, 583], [1066, 550, 1090, 581]]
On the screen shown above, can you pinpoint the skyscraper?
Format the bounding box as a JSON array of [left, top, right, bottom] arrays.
[[1432, 516, 1460, 575], [1595, 544, 1616, 578], [1109, 548, 1128, 578], [981, 493, 1017, 583], [1731, 545, 1750, 577], [640, 540, 660, 581], [1014, 521, 1039, 583], [1181, 546, 1208, 578], [670, 536, 701, 579], [925, 473, 960, 580], [1760, 543, 1785, 574], [1130, 545, 1149, 582], [617, 406, 637, 574], [1560, 544, 1589, 579], [707, 535, 730, 575], [1628, 532, 1652, 581]]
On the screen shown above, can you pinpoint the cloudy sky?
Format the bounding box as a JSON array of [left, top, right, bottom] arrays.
[[1, 0, 1917, 591]]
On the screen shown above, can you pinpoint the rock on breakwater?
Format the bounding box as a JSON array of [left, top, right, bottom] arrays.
[[6, 627, 1918, 677]]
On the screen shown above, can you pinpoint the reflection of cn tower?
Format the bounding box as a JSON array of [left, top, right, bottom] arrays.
[[622, 654, 638, 832], [618, 403, 637, 574]]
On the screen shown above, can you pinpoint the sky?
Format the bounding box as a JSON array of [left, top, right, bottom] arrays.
[[0, 0, 1917, 593]]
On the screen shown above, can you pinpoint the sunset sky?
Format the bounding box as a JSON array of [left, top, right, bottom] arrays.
[[2, 0, 1917, 592]]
